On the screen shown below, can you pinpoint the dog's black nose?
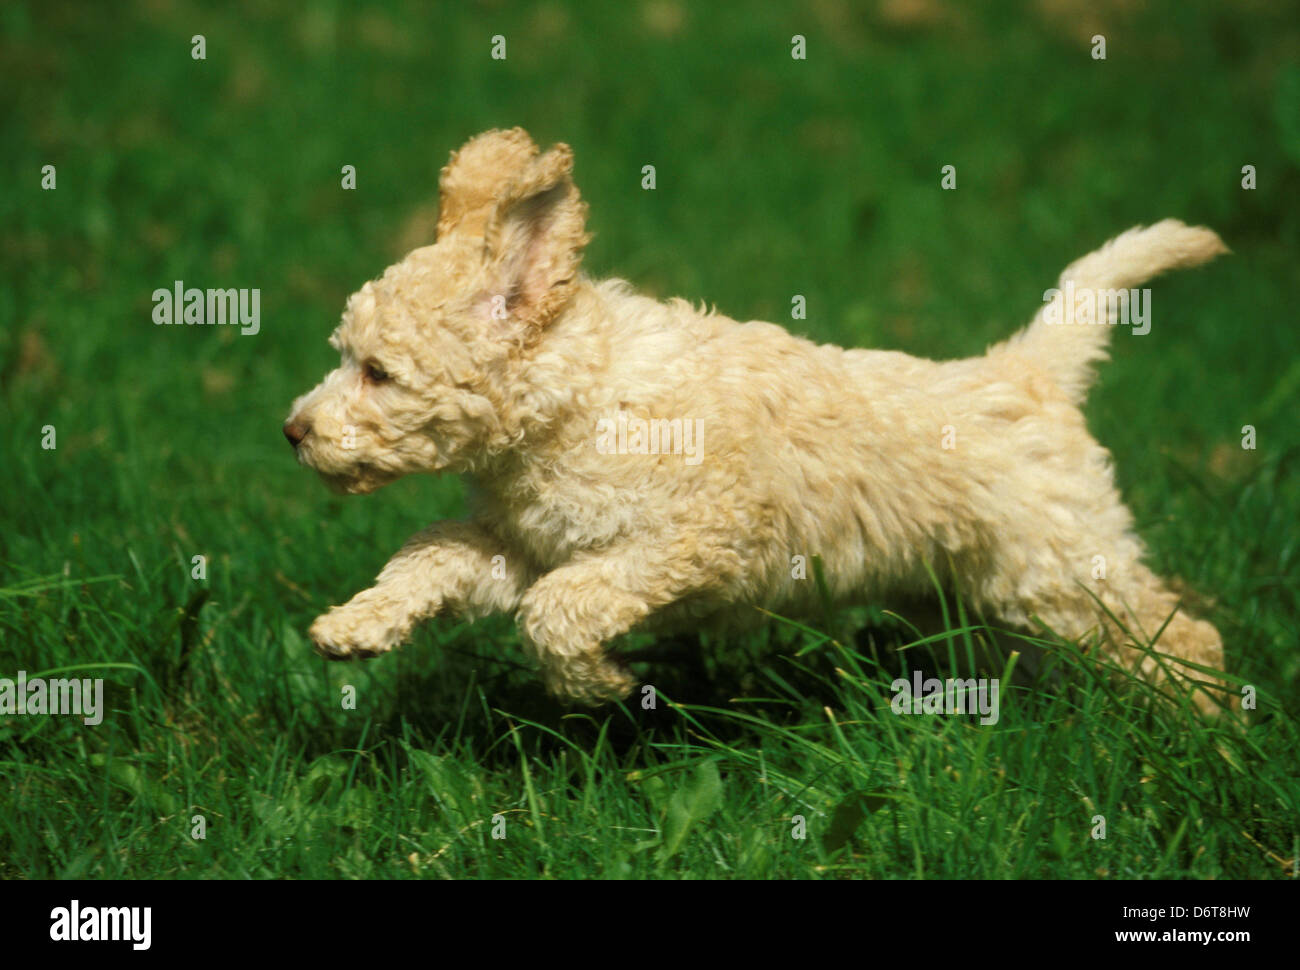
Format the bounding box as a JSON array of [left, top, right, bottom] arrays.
[[283, 421, 310, 447]]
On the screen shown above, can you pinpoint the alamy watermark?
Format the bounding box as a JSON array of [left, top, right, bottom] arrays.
[[1042, 282, 1151, 335], [891, 671, 1000, 725], [0, 671, 104, 725], [50, 900, 150, 950], [596, 413, 704, 466], [151, 280, 260, 335]]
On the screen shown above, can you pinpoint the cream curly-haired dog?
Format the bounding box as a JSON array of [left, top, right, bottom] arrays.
[[285, 127, 1230, 710]]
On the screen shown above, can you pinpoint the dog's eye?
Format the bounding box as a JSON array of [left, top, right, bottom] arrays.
[[363, 362, 390, 383]]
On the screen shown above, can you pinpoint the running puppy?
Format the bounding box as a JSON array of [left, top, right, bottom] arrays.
[[284, 127, 1229, 709]]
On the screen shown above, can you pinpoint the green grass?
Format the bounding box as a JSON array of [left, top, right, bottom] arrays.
[[2, 0, 1298, 878]]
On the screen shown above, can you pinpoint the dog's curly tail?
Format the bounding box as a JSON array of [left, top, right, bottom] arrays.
[[994, 219, 1228, 404]]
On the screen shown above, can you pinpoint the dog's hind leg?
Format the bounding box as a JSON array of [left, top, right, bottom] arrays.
[[972, 534, 1230, 713], [1085, 559, 1230, 712]]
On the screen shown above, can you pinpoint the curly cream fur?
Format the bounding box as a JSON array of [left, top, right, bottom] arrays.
[[285, 127, 1231, 711]]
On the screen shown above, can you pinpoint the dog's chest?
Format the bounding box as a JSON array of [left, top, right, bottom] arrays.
[[469, 471, 647, 570]]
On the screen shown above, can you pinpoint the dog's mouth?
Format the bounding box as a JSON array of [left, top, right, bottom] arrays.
[[317, 466, 398, 495], [290, 437, 398, 495], [297, 454, 399, 494]]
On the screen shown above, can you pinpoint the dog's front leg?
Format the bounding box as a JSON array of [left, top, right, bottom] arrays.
[[516, 550, 692, 705], [309, 520, 529, 659]]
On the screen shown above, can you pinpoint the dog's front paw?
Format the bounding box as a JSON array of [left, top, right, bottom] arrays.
[[542, 653, 638, 707], [308, 606, 403, 660]]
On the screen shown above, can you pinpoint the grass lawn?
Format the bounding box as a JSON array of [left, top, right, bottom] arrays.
[[2, 0, 1298, 878]]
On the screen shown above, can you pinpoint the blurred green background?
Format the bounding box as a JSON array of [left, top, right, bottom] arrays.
[[1, 0, 1298, 878]]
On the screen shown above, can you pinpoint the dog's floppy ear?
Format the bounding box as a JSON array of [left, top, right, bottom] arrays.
[[481, 142, 590, 333], [436, 128, 541, 240]]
